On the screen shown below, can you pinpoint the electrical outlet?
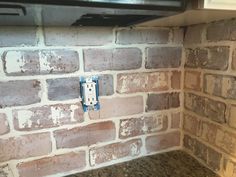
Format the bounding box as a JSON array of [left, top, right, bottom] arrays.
[[82, 81, 97, 106], [80, 76, 100, 112]]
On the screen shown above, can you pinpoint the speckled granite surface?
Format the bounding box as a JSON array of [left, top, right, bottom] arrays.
[[67, 151, 219, 177]]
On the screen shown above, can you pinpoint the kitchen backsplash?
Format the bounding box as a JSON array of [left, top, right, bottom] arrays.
[[183, 19, 236, 177], [0, 26, 183, 177]]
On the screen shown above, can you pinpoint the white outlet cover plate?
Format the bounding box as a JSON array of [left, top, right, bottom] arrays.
[[82, 82, 98, 106]]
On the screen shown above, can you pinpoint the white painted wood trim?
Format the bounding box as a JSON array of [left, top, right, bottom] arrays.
[[204, 0, 236, 10]]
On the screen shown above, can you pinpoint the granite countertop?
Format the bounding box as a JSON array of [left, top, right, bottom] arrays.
[[67, 151, 219, 177]]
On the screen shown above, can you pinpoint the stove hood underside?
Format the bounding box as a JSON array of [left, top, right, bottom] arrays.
[[0, 0, 186, 26]]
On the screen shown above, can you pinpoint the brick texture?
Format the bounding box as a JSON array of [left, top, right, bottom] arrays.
[[184, 25, 205, 44], [223, 158, 236, 177], [183, 135, 222, 171], [90, 139, 142, 166], [207, 19, 236, 41], [229, 104, 236, 129], [116, 28, 170, 44], [2, 21, 234, 177], [0, 27, 37, 47], [47, 75, 113, 101], [171, 112, 181, 129], [172, 28, 183, 44], [215, 128, 236, 157], [99, 74, 114, 96], [146, 93, 180, 111], [183, 114, 201, 136], [44, 27, 113, 46], [89, 96, 143, 119], [0, 133, 51, 162], [184, 25, 205, 45], [183, 113, 236, 158], [0, 113, 9, 135], [119, 114, 168, 139], [184, 93, 226, 123], [204, 74, 236, 99], [17, 152, 86, 177], [54, 121, 116, 149], [232, 48, 236, 70], [0, 80, 41, 108], [117, 72, 169, 94], [171, 71, 181, 90], [184, 71, 201, 91], [2, 49, 79, 76], [185, 48, 207, 68], [200, 120, 219, 145], [13, 103, 84, 131], [146, 131, 180, 153], [83, 48, 142, 72], [185, 47, 229, 70], [47, 77, 80, 101], [183, 20, 236, 176], [146, 47, 182, 69]]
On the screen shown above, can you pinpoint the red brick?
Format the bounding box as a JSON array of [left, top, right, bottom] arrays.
[[119, 114, 168, 139], [188, 117, 236, 158], [146, 92, 180, 111], [183, 114, 201, 136], [0, 133, 51, 162], [146, 131, 180, 153], [183, 134, 222, 171], [208, 148, 222, 171], [204, 74, 236, 99], [200, 120, 219, 145], [90, 139, 142, 166], [207, 19, 236, 41], [229, 104, 236, 129], [210, 46, 229, 70], [171, 71, 181, 89], [44, 27, 113, 46], [184, 71, 201, 91], [83, 48, 142, 72], [146, 47, 182, 69], [215, 128, 236, 157], [3, 50, 39, 75], [13, 103, 84, 131], [0, 113, 9, 135], [54, 121, 116, 149], [17, 152, 86, 177], [3, 50, 79, 76], [47, 77, 80, 101], [194, 139, 208, 163], [232, 49, 236, 70], [184, 24, 205, 44], [0, 80, 41, 108], [185, 48, 207, 68], [183, 134, 195, 152], [47, 75, 113, 101], [185, 47, 229, 70], [89, 96, 143, 119], [0, 27, 37, 47], [116, 28, 170, 44], [184, 93, 226, 123], [172, 28, 183, 44], [117, 72, 169, 94], [171, 112, 180, 129], [99, 74, 114, 96]]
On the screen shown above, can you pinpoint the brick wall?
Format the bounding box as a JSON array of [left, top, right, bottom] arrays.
[[0, 27, 183, 177], [183, 19, 236, 177]]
